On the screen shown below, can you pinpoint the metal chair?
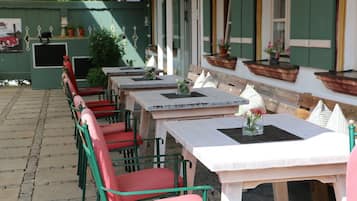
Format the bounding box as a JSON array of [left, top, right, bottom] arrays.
[[77, 108, 212, 201], [346, 141, 357, 201]]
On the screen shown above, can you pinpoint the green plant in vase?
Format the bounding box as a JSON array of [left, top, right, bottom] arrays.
[[143, 67, 156, 80], [176, 79, 190, 96]]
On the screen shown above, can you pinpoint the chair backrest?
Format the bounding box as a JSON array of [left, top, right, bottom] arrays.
[[349, 122, 356, 152], [81, 108, 121, 201], [347, 144, 357, 201], [63, 55, 80, 92], [63, 74, 79, 96]]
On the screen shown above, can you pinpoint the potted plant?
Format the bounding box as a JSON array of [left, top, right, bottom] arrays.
[[77, 25, 85, 37], [218, 39, 230, 57], [87, 29, 124, 87], [176, 79, 190, 95], [66, 25, 75, 37], [264, 40, 286, 65]]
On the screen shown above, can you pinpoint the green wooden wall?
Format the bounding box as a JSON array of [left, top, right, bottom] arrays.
[[0, 1, 150, 89]]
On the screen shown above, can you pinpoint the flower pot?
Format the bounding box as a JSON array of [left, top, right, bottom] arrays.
[[269, 53, 280, 65], [242, 123, 264, 136], [77, 28, 85, 37], [219, 47, 228, 57], [67, 28, 75, 37]]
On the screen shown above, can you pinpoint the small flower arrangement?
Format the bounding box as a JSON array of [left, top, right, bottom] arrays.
[[218, 38, 230, 50], [176, 79, 190, 95], [243, 108, 265, 135], [143, 67, 156, 80], [264, 40, 284, 59]]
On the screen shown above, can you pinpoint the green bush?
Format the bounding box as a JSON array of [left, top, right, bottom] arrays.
[[87, 68, 107, 87], [89, 29, 123, 67]]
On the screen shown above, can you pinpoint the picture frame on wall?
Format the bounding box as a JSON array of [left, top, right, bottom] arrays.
[[0, 18, 22, 53]]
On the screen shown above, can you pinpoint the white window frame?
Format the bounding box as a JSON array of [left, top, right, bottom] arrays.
[[270, 0, 290, 49]]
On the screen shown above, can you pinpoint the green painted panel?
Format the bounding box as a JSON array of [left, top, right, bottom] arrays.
[[310, 0, 335, 40], [290, 0, 310, 39], [230, 44, 241, 58], [173, 0, 180, 49], [230, 0, 242, 38], [290, 0, 309, 67], [31, 68, 62, 89], [241, 0, 255, 59], [290, 47, 309, 67], [309, 48, 335, 70], [203, 0, 211, 53]]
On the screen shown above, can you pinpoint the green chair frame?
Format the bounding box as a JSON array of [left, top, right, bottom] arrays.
[[76, 118, 212, 201], [349, 121, 356, 152]]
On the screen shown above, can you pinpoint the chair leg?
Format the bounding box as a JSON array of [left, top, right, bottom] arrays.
[[81, 155, 87, 201]]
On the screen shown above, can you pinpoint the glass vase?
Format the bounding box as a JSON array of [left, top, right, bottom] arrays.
[[242, 119, 264, 136]]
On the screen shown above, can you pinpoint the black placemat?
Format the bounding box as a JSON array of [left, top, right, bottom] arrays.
[[132, 77, 162, 81], [161, 92, 206, 99], [218, 125, 302, 144]]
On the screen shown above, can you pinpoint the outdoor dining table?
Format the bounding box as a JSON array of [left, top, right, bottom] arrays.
[[102, 66, 163, 90], [110, 75, 182, 112], [164, 114, 349, 201], [129, 87, 249, 155]]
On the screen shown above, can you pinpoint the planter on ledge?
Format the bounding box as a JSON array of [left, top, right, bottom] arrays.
[[205, 55, 237, 70], [314, 70, 357, 96], [243, 60, 299, 82]]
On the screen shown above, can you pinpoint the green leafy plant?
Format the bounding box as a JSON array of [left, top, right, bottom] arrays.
[[87, 68, 107, 87], [143, 67, 156, 80], [89, 29, 123, 67], [176, 79, 190, 95]]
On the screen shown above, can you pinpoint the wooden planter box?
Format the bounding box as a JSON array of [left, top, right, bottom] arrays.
[[315, 70, 357, 96], [243, 60, 299, 82], [205, 55, 237, 70]]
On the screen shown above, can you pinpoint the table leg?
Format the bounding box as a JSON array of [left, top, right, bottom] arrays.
[[221, 182, 243, 201], [273, 182, 289, 201], [155, 120, 167, 156], [119, 90, 126, 121], [181, 148, 197, 188], [139, 109, 151, 156], [333, 175, 346, 201]]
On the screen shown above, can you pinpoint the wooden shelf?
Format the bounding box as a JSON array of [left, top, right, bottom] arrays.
[[205, 55, 237, 70], [315, 70, 357, 96], [243, 60, 299, 82]]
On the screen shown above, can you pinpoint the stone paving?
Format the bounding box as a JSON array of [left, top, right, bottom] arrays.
[[0, 87, 334, 201]]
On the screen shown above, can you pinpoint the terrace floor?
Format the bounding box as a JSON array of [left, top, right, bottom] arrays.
[[0, 87, 331, 201]]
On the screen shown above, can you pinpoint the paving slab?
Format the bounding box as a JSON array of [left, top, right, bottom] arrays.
[[0, 147, 30, 158], [0, 131, 34, 139], [35, 167, 78, 185], [42, 136, 75, 146], [38, 154, 77, 168], [0, 138, 33, 148], [0, 187, 20, 201], [43, 128, 74, 137], [0, 158, 27, 171], [0, 171, 24, 186], [0, 125, 36, 132], [32, 182, 96, 201], [40, 144, 76, 156], [44, 119, 74, 129], [6, 113, 40, 120], [2, 118, 37, 126]]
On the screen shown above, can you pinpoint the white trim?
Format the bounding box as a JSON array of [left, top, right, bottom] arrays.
[[203, 36, 210, 41], [191, 0, 199, 65], [289, 39, 331, 48], [157, 0, 164, 71], [230, 37, 253, 44], [166, 0, 174, 75], [32, 42, 68, 69]]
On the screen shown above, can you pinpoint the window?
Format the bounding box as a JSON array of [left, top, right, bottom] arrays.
[[271, 0, 290, 51]]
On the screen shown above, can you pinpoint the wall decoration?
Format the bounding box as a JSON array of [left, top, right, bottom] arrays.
[[0, 18, 22, 53]]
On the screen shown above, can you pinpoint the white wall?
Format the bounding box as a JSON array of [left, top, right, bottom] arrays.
[[200, 0, 357, 106]]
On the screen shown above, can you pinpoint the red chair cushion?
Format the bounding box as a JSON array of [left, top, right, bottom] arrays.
[[104, 131, 143, 151], [100, 122, 126, 135], [90, 105, 116, 118], [78, 87, 105, 96], [86, 100, 114, 108], [154, 194, 202, 201], [117, 168, 184, 201]]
